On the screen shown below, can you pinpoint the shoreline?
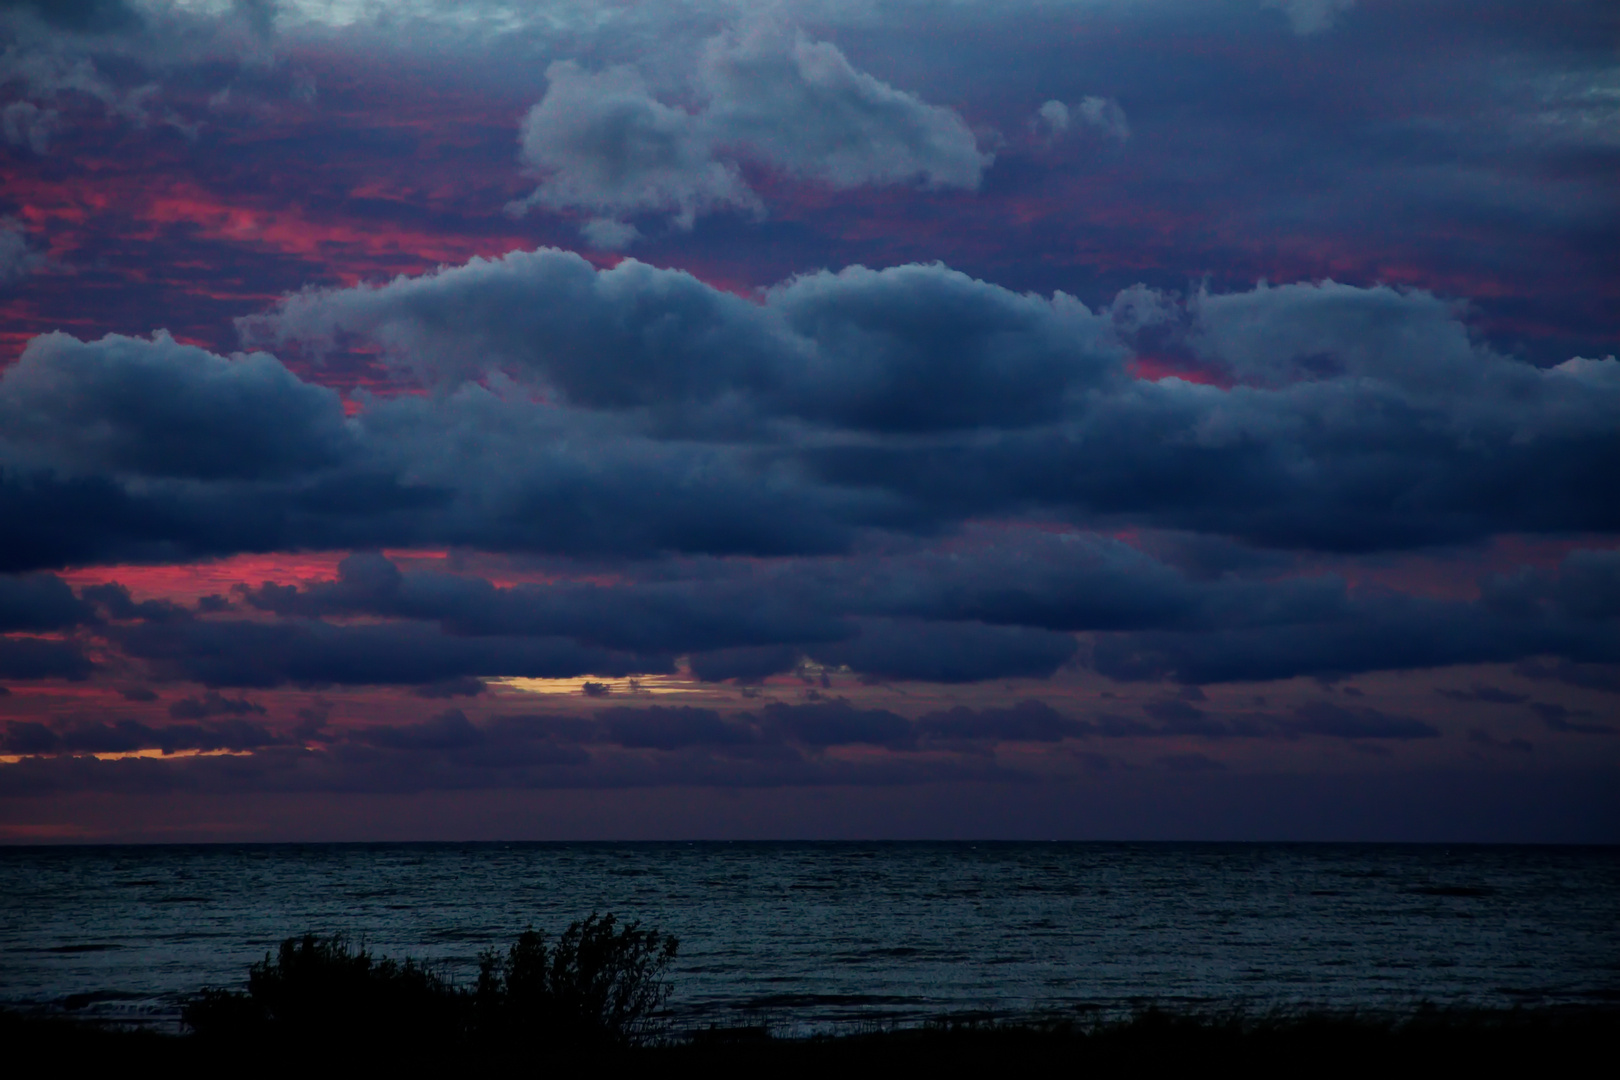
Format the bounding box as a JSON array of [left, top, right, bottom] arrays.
[[9, 1004, 1618, 1069]]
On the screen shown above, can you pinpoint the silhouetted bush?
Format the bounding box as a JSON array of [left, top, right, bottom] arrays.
[[184, 933, 463, 1046], [477, 913, 679, 1046], [183, 914, 677, 1052]]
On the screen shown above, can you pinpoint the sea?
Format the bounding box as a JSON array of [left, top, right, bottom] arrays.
[[2, 842, 1617, 1034]]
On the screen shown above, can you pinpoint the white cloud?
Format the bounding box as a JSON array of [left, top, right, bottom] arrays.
[[580, 217, 642, 251], [698, 17, 988, 190], [0, 41, 146, 123], [1033, 95, 1128, 142], [510, 17, 990, 243], [1264, 0, 1355, 37], [1036, 98, 1070, 132], [0, 0, 297, 149], [2, 99, 58, 151], [1075, 96, 1129, 140], [510, 59, 761, 234], [0, 218, 43, 285]]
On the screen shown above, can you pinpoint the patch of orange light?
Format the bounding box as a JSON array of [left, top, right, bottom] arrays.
[[0, 748, 254, 764], [90, 748, 255, 762], [493, 674, 702, 698]]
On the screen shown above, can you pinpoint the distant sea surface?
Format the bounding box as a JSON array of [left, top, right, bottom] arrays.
[[3, 843, 1617, 1033]]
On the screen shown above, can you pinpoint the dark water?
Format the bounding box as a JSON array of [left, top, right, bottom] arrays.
[[3, 843, 1617, 1033]]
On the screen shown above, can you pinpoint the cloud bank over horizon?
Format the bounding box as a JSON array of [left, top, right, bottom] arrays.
[[2, 253, 1617, 792]]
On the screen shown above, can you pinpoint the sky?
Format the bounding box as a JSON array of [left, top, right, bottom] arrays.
[[0, 0, 1616, 843]]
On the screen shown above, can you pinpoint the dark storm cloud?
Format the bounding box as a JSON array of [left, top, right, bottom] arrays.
[[138, 536, 1620, 692], [1515, 659, 1620, 694], [759, 700, 915, 748], [1437, 685, 1528, 705], [335, 391, 865, 557], [0, 635, 92, 679], [1140, 698, 1253, 738], [357, 723, 573, 772], [1084, 698, 1436, 741], [917, 700, 1088, 742], [0, 698, 1049, 796], [3, 264, 1617, 689], [0, 332, 352, 481], [0, 260, 1613, 581], [111, 618, 670, 689], [0, 714, 285, 755], [233, 545, 1125, 684], [257, 254, 1620, 551], [0, 348, 875, 572], [808, 380, 1620, 554], [865, 534, 1341, 633], [420, 706, 762, 755], [80, 582, 191, 623], [235, 536, 1334, 659], [1527, 702, 1616, 736], [620, 700, 1044, 752], [0, 0, 263, 149], [354, 709, 487, 752], [1468, 728, 1534, 754], [253, 251, 1118, 434], [596, 705, 756, 750], [0, 571, 92, 630], [688, 645, 805, 684], [240, 551, 852, 656], [0, 0, 142, 34], [804, 619, 1077, 685], [413, 701, 1096, 757], [167, 690, 265, 720], [1084, 699, 1277, 740], [0, 690, 1455, 799], [0, 730, 1020, 797], [514, 696, 1439, 754], [1091, 588, 1620, 685], [1284, 701, 1439, 740], [1156, 752, 1226, 772], [0, 469, 276, 572], [1482, 550, 1620, 622], [0, 13, 136, 118], [411, 676, 487, 699]]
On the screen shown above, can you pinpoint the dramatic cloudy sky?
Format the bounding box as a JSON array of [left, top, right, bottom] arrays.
[[1, 0, 1616, 842]]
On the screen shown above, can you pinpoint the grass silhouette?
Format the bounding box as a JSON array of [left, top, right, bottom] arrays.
[[183, 913, 677, 1051]]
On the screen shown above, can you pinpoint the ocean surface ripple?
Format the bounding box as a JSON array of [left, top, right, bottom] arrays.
[[3, 842, 1616, 1033]]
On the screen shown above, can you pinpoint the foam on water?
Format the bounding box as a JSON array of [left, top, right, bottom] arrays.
[[2, 842, 1617, 1033]]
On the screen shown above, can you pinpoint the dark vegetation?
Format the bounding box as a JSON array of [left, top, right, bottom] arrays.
[[181, 913, 677, 1051], [5, 913, 1615, 1073], [9, 1002, 1617, 1075]]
